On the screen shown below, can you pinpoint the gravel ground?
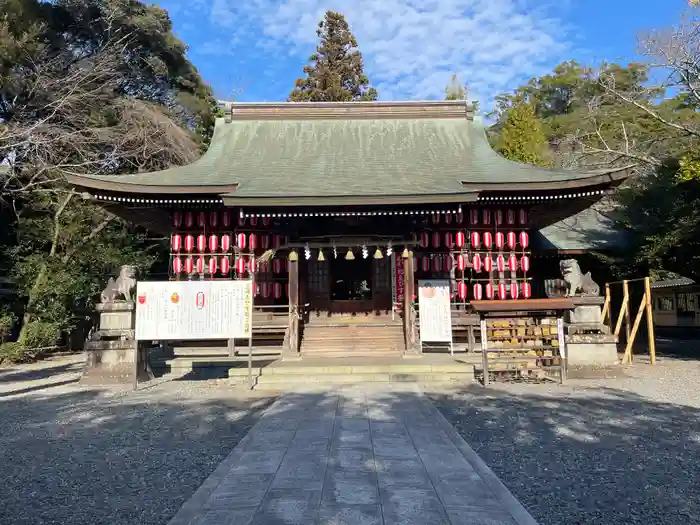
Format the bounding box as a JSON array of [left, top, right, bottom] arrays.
[[0, 355, 276, 525], [428, 353, 700, 525]]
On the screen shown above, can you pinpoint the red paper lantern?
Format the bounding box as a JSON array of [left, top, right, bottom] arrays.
[[455, 231, 466, 248], [518, 208, 527, 225], [458, 282, 467, 300], [237, 216, 246, 227], [273, 234, 282, 249], [482, 209, 491, 225], [236, 257, 246, 274], [209, 211, 218, 228], [185, 257, 194, 274], [483, 232, 493, 249], [250, 216, 258, 227], [262, 216, 271, 227], [469, 209, 479, 225], [185, 212, 194, 228], [522, 282, 532, 298], [419, 232, 429, 249], [473, 283, 483, 300], [444, 255, 453, 272], [486, 282, 495, 299], [197, 211, 206, 228], [484, 255, 493, 273], [273, 259, 282, 274], [431, 232, 441, 248], [495, 232, 505, 249], [495, 210, 504, 225], [172, 257, 182, 274], [261, 282, 270, 298], [236, 233, 246, 249], [470, 231, 480, 249], [431, 255, 440, 273], [456, 211, 464, 224], [249, 257, 257, 273], [208, 235, 219, 253], [473, 253, 483, 272], [220, 257, 230, 275], [208, 257, 218, 275], [249, 233, 258, 251], [508, 254, 518, 272], [496, 255, 506, 272], [262, 235, 270, 250], [421, 256, 430, 273], [444, 213, 453, 225], [521, 256, 530, 273], [196, 256, 205, 274], [222, 211, 232, 227], [172, 211, 183, 228], [431, 213, 440, 225], [506, 209, 516, 225], [259, 261, 268, 274], [519, 231, 529, 249], [507, 231, 517, 250], [273, 282, 283, 298], [197, 234, 206, 253], [171, 234, 182, 252], [221, 234, 231, 252], [184, 235, 194, 253], [510, 282, 519, 300], [497, 282, 507, 299], [444, 232, 453, 249], [457, 254, 466, 271]]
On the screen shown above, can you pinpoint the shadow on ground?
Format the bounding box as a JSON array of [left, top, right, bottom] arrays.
[[1, 376, 699, 525], [429, 384, 700, 525]]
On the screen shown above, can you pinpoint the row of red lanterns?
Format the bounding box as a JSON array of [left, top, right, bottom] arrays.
[[417, 254, 530, 273], [431, 208, 527, 226], [172, 211, 273, 229], [455, 281, 532, 300], [171, 256, 276, 275], [418, 231, 529, 250], [171, 233, 286, 253]]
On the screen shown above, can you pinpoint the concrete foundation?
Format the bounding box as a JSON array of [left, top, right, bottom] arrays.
[[566, 334, 619, 366]]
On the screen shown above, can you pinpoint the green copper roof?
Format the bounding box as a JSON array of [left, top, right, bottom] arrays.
[[65, 101, 630, 204]]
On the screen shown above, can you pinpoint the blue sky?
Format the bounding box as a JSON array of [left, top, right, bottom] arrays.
[[159, 0, 689, 107]]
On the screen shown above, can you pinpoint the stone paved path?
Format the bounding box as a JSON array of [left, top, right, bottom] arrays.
[[168, 386, 538, 525]]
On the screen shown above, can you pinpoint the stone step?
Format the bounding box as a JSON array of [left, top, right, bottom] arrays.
[[251, 371, 476, 385], [228, 361, 477, 376]]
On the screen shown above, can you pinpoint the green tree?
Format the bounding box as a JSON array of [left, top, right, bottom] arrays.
[[493, 98, 550, 166], [288, 11, 378, 102]]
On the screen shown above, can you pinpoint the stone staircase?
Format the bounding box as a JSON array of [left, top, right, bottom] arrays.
[[299, 313, 406, 358], [229, 357, 478, 391]]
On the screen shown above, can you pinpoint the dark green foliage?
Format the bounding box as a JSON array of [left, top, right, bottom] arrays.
[[288, 11, 378, 102], [493, 98, 550, 166]]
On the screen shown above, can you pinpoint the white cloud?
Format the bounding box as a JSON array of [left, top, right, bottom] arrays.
[[203, 0, 573, 104]]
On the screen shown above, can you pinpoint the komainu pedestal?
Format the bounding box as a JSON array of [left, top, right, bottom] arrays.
[[81, 266, 152, 386]]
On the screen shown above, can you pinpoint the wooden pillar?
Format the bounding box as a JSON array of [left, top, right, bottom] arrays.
[[284, 256, 300, 360], [403, 252, 418, 354]]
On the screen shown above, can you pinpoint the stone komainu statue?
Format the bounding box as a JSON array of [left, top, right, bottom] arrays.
[[100, 265, 137, 303], [559, 259, 600, 297]]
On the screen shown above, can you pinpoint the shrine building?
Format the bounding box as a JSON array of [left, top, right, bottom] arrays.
[[67, 100, 631, 358]]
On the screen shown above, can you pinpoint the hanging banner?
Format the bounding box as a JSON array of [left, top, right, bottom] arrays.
[[418, 279, 453, 343], [392, 253, 405, 306], [135, 280, 253, 341]]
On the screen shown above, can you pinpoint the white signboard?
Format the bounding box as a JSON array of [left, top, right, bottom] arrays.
[[418, 279, 453, 343], [135, 280, 253, 341]]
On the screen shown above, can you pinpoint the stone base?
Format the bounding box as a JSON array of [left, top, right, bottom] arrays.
[[566, 334, 619, 366], [81, 343, 153, 386]]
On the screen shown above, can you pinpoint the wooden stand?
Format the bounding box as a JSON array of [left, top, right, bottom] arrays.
[[472, 299, 574, 386]]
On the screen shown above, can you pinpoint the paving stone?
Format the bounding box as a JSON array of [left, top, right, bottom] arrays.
[[443, 506, 519, 525], [231, 450, 286, 475], [191, 507, 257, 525], [206, 474, 274, 509], [328, 448, 376, 472], [375, 458, 433, 489], [380, 487, 451, 525], [332, 429, 372, 449], [317, 503, 383, 525], [322, 467, 379, 505], [271, 453, 328, 490], [251, 489, 321, 525], [243, 430, 296, 452]]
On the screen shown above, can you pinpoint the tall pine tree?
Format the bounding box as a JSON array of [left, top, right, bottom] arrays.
[[494, 98, 550, 166], [445, 74, 466, 100], [288, 11, 378, 102]]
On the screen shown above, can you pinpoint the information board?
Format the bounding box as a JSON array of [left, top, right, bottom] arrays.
[[134, 280, 253, 341], [418, 279, 453, 343]]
